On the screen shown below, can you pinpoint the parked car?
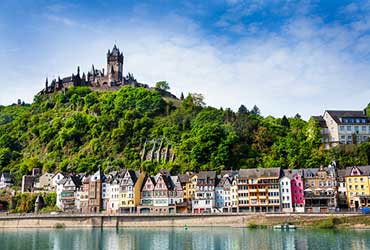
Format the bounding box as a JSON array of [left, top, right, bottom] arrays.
[[360, 208, 370, 214]]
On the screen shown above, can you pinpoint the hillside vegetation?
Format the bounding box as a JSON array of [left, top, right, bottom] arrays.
[[1, 86, 370, 184]]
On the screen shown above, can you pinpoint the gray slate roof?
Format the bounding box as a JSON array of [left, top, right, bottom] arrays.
[[345, 166, 370, 176], [239, 168, 281, 178], [326, 110, 368, 124]]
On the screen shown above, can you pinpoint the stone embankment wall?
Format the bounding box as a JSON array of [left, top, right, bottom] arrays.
[[0, 213, 359, 229]]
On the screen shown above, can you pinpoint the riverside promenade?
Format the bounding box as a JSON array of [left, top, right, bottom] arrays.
[[0, 212, 361, 228]]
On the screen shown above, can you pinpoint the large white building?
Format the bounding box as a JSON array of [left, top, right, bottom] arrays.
[[313, 110, 370, 149]]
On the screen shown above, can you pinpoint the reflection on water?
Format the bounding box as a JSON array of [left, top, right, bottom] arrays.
[[1, 227, 370, 250]]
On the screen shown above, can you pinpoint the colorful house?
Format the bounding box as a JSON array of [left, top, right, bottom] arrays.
[[119, 170, 137, 213], [87, 170, 104, 213], [291, 170, 305, 212], [337, 169, 347, 209], [280, 170, 293, 213], [76, 175, 89, 213], [230, 177, 239, 212], [237, 168, 281, 212], [152, 172, 171, 209], [56, 175, 82, 211], [303, 165, 337, 213], [345, 166, 370, 210], [178, 173, 192, 201], [215, 174, 232, 212], [192, 171, 216, 213], [106, 172, 122, 213], [139, 176, 155, 213]]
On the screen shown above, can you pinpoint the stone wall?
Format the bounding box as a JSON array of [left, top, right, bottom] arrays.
[[0, 213, 359, 229]]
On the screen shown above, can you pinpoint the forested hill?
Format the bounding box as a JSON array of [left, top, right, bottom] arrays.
[[1, 85, 370, 184]]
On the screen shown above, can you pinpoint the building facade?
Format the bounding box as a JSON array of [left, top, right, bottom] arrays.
[[345, 166, 370, 210], [291, 170, 305, 212], [280, 171, 293, 213], [313, 110, 370, 149], [303, 165, 337, 213], [192, 171, 216, 213]]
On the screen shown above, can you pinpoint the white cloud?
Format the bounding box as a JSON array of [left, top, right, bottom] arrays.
[[2, 8, 370, 120]]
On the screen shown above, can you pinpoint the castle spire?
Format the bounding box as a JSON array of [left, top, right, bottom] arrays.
[[45, 77, 48, 89], [77, 66, 80, 76]]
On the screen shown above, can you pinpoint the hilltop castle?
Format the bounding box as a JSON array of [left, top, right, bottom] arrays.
[[41, 45, 148, 94]]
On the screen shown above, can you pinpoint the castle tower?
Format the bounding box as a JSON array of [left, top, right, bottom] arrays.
[[107, 44, 123, 83]]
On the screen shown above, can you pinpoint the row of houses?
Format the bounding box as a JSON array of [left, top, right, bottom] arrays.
[[2, 163, 369, 214]]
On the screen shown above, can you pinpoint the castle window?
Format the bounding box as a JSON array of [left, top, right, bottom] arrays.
[[347, 126, 352, 131], [340, 126, 345, 131]]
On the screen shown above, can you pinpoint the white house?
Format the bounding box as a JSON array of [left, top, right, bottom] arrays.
[[107, 174, 121, 213], [52, 173, 65, 188], [192, 171, 216, 213], [280, 171, 293, 213], [0, 172, 13, 189]]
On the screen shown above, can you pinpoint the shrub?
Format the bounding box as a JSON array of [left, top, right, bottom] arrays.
[[54, 223, 65, 229], [247, 221, 258, 229], [316, 215, 338, 229]]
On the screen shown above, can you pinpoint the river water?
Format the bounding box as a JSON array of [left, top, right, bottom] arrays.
[[1, 227, 370, 250]]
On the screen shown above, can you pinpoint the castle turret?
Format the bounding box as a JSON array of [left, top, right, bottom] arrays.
[[107, 44, 123, 83], [77, 66, 80, 76]]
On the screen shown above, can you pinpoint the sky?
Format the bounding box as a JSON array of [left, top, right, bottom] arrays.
[[1, 0, 370, 119]]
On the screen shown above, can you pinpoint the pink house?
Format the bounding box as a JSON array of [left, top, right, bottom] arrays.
[[291, 170, 305, 212]]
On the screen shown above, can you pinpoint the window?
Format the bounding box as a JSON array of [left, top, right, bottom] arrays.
[[362, 126, 367, 132], [347, 126, 352, 131], [340, 126, 345, 131]]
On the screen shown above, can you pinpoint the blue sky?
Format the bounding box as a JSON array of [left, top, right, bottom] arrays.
[[1, 0, 370, 119]]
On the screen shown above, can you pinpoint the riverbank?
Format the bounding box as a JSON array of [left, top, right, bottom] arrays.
[[0, 213, 368, 229]]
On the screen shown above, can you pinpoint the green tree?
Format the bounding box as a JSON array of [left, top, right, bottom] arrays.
[[155, 81, 170, 91]]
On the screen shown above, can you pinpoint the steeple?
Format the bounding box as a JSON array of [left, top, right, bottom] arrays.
[[91, 64, 95, 81], [77, 66, 80, 76], [180, 92, 184, 100]]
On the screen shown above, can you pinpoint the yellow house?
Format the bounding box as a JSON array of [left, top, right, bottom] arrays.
[[345, 166, 370, 209], [178, 174, 192, 201], [134, 172, 146, 207], [231, 178, 239, 212], [189, 174, 198, 200], [119, 170, 145, 213]]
